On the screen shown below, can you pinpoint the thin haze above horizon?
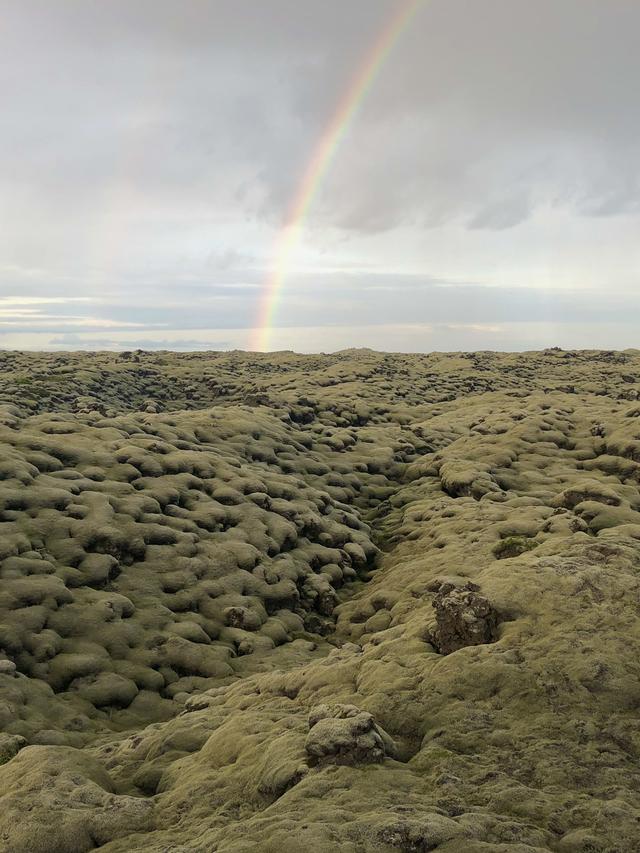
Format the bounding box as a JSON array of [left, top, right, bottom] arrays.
[[1, 0, 639, 352]]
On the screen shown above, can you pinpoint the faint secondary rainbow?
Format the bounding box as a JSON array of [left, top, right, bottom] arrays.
[[249, 0, 424, 352]]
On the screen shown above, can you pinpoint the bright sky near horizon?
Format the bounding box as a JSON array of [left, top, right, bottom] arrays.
[[1, 0, 639, 352]]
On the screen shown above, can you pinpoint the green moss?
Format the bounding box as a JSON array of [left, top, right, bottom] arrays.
[[493, 536, 538, 559], [0, 348, 639, 850]]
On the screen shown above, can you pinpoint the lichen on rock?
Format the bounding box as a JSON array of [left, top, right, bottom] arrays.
[[305, 703, 397, 765]]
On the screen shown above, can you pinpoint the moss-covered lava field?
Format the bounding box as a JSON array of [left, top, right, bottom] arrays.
[[1, 347, 640, 852]]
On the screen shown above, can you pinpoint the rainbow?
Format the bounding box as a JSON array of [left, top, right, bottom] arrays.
[[249, 0, 424, 352]]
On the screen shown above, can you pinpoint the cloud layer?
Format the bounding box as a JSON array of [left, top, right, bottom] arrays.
[[1, 0, 638, 350]]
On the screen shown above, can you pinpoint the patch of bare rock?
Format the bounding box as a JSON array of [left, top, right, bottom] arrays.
[[428, 580, 499, 655]]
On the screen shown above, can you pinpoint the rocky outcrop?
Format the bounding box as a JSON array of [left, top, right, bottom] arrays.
[[429, 581, 499, 654], [305, 703, 397, 766]]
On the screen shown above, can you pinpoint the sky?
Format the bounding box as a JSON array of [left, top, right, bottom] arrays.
[[1, 0, 639, 352]]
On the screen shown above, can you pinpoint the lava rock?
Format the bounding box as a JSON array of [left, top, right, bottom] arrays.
[[429, 583, 498, 655], [305, 703, 397, 766]]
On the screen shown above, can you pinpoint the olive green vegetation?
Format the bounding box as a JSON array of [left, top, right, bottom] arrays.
[[1, 347, 640, 852]]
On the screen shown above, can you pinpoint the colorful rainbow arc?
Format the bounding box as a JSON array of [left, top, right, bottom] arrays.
[[249, 0, 424, 352]]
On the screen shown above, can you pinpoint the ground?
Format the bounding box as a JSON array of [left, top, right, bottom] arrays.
[[0, 347, 639, 852]]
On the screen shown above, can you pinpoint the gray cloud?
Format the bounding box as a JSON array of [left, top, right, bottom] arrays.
[[4, 2, 640, 231], [46, 334, 231, 351], [0, 276, 634, 339], [1, 1, 639, 349]]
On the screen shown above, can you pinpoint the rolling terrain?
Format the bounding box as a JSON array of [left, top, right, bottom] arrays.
[[1, 348, 640, 852]]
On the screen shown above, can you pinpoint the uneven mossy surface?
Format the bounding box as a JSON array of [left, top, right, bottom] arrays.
[[1, 347, 640, 851]]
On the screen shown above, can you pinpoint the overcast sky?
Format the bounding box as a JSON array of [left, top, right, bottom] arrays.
[[1, 0, 639, 352]]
